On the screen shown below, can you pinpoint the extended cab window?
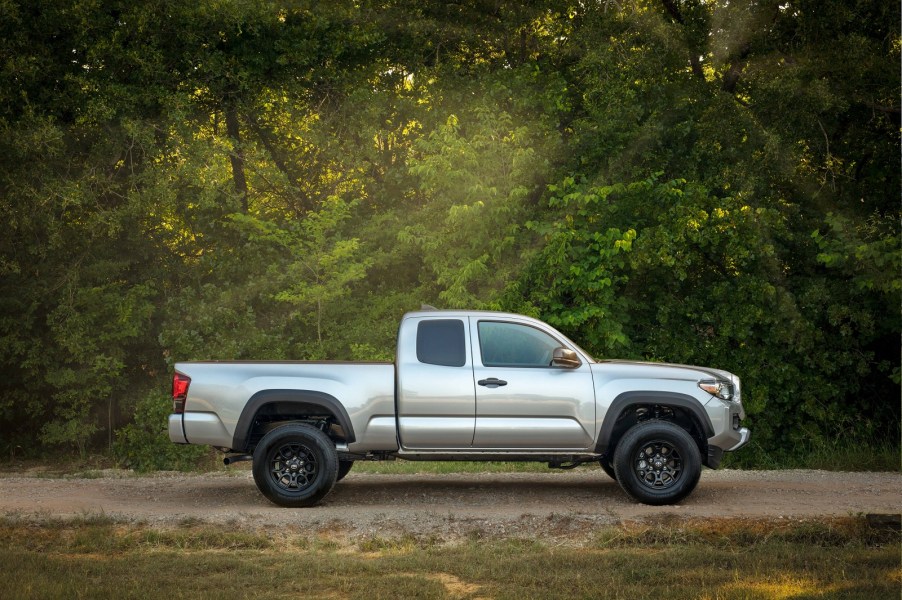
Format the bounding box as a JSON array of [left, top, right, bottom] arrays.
[[416, 319, 466, 367], [478, 321, 560, 368]]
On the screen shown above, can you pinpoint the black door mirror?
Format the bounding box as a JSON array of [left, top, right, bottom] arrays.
[[551, 347, 581, 368]]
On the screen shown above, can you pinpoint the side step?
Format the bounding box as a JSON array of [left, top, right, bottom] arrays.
[[547, 455, 602, 470]]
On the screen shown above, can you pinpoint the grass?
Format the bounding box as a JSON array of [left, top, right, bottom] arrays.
[[722, 439, 901, 472], [0, 516, 897, 599]]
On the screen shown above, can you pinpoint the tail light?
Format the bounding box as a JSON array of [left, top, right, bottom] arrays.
[[172, 373, 191, 414]]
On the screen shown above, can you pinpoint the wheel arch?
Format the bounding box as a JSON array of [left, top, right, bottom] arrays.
[[595, 391, 714, 456], [232, 389, 356, 452]]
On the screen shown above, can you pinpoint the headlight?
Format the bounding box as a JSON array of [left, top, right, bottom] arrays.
[[698, 379, 734, 401]]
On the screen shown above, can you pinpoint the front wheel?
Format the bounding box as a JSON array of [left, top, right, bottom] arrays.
[[252, 424, 338, 507], [613, 420, 701, 505]]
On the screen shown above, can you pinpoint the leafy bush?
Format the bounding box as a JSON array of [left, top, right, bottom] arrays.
[[113, 389, 209, 472]]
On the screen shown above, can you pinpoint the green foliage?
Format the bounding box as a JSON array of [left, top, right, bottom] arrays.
[[813, 212, 902, 296], [518, 178, 644, 353], [401, 69, 563, 308], [0, 0, 897, 467], [113, 389, 209, 472], [233, 196, 372, 346]]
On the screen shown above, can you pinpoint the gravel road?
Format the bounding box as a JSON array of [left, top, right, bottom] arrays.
[[1, 470, 899, 540]]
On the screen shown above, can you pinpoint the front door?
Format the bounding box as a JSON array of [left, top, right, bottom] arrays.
[[470, 318, 595, 450]]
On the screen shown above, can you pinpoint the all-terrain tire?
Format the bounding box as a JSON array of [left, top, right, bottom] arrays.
[[252, 424, 338, 507], [613, 420, 702, 505]]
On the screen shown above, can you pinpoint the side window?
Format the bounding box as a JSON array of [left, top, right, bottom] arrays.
[[416, 319, 466, 367], [478, 321, 561, 368]]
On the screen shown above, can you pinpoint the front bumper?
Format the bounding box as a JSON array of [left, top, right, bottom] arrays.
[[706, 426, 751, 469], [726, 427, 751, 451]]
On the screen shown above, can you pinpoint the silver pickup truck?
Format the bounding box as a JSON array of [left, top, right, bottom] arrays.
[[169, 309, 749, 507]]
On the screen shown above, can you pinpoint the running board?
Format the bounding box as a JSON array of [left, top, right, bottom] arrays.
[[547, 455, 603, 470], [394, 451, 603, 462]]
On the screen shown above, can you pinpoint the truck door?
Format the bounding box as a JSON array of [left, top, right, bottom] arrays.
[[396, 317, 476, 449], [470, 318, 595, 450]]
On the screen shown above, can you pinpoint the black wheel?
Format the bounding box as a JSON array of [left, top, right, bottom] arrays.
[[599, 455, 617, 480], [336, 460, 354, 482], [613, 420, 701, 505], [252, 424, 338, 507]]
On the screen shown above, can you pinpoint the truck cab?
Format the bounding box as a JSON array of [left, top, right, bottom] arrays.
[[397, 311, 596, 451]]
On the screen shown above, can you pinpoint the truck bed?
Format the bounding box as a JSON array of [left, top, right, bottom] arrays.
[[171, 361, 397, 452]]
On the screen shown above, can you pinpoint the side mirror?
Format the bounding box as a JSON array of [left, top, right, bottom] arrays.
[[552, 347, 581, 368]]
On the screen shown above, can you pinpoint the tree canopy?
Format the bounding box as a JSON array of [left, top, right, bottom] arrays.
[[1, 0, 898, 465]]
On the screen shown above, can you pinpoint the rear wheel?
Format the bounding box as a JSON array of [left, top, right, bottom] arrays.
[[336, 460, 354, 482], [252, 424, 338, 507], [613, 420, 701, 505]]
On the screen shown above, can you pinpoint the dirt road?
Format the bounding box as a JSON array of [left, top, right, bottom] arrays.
[[1, 470, 899, 540]]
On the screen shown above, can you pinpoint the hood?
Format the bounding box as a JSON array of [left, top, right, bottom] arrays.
[[597, 359, 735, 382]]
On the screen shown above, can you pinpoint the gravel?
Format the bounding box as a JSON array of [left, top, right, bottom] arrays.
[[1, 469, 899, 542]]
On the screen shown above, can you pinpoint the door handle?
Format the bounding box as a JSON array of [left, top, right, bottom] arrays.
[[478, 378, 507, 388]]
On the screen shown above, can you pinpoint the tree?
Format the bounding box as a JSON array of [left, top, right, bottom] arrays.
[[0, 0, 896, 465]]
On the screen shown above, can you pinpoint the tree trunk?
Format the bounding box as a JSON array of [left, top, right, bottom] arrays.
[[225, 106, 249, 213], [660, 0, 705, 81]]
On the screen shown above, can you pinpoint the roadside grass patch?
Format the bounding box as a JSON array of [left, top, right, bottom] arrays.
[[722, 439, 900, 472], [0, 516, 896, 599], [357, 533, 421, 555], [590, 516, 896, 549]]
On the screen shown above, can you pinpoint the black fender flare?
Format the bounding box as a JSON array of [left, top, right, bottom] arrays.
[[232, 389, 356, 451], [594, 391, 715, 454]]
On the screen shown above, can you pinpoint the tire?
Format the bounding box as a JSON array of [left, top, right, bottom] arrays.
[[613, 420, 702, 506], [599, 455, 617, 480], [252, 423, 338, 507], [336, 460, 354, 482]]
